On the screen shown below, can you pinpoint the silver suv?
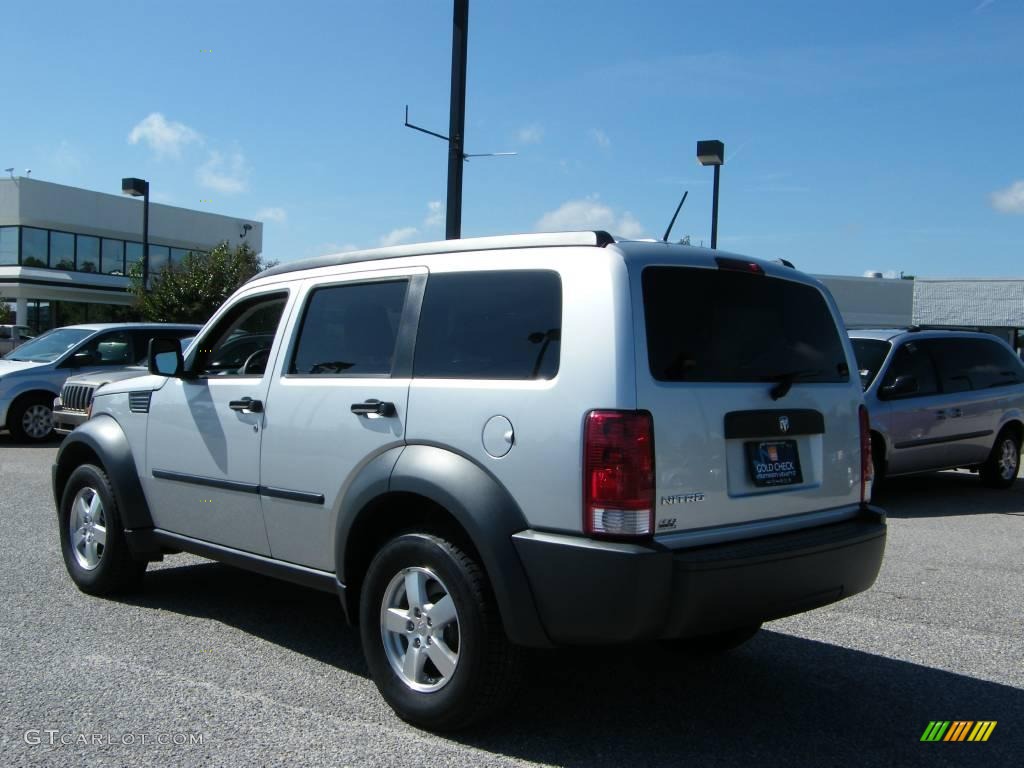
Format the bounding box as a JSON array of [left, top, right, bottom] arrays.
[[53, 232, 886, 730], [850, 328, 1024, 486]]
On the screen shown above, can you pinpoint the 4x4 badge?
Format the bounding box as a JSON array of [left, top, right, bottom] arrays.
[[779, 416, 790, 433]]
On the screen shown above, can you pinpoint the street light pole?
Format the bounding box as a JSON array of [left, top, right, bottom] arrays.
[[711, 164, 720, 250], [696, 140, 725, 250], [446, 0, 469, 240], [121, 177, 150, 288]]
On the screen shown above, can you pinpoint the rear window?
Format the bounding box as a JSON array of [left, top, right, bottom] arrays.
[[850, 338, 892, 389], [642, 266, 849, 383], [414, 270, 561, 380]]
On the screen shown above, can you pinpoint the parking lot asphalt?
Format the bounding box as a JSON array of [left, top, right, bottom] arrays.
[[1, 434, 1021, 767]]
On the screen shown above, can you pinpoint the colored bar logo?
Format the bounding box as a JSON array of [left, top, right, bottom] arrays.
[[921, 721, 997, 742]]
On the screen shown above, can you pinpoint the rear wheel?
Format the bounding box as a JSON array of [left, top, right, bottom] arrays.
[[359, 533, 520, 730], [8, 392, 56, 442], [980, 428, 1020, 489], [58, 464, 146, 594]]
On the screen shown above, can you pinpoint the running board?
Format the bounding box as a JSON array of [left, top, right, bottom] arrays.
[[126, 528, 340, 595]]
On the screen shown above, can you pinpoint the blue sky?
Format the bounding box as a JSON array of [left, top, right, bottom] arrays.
[[3, 0, 1023, 277]]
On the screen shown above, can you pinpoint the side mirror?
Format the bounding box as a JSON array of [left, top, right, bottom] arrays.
[[71, 350, 97, 366], [880, 373, 918, 399], [149, 337, 184, 377]]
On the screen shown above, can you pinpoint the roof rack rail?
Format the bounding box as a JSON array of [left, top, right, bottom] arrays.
[[254, 230, 616, 281]]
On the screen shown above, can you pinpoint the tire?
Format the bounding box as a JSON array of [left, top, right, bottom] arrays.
[[980, 428, 1021, 489], [8, 392, 57, 443], [359, 533, 521, 731], [58, 464, 146, 595], [665, 623, 762, 655]]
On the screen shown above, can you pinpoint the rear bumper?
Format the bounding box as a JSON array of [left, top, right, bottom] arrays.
[[512, 505, 886, 645]]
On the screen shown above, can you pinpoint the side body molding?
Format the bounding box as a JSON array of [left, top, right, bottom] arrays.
[[335, 444, 551, 648], [52, 414, 154, 532]]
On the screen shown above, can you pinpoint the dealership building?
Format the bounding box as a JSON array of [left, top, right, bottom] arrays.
[[0, 177, 262, 333]]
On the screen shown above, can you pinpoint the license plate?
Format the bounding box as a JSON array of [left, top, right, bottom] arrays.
[[745, 439, 802, 487]]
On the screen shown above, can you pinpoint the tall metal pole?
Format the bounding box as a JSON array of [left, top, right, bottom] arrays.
[[445, 0, 469, 240], [142, 181, 150, 288], [710, 164, 720, 250]]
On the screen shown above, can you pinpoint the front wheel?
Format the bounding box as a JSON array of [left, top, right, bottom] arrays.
[[58, 464, 146, 595], [8, 393, 56, 442], [980, 429, 1021, 489], [359, 533, 520, 731]]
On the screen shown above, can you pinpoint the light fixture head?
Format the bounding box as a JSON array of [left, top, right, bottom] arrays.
[[121, 177, 148, 197], [696, 139, 725, 166]]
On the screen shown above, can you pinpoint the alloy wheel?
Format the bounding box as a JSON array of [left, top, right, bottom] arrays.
[[22, 404, 53, 439], [998, 438, 1019, 481], [69, 487, 107, 570], [380, 566, 461, 693]]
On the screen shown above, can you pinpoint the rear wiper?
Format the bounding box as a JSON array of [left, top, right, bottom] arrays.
[[762, 369, 822, 401]]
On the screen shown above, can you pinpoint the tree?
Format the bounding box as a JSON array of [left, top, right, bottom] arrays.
[[130, 241, 275, 324], [0, 302, 11, 324]]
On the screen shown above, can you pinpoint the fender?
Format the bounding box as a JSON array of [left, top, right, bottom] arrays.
[[1, 379, 61, 425], [53, 414, 154, 532], [350, 444, 551, 647]]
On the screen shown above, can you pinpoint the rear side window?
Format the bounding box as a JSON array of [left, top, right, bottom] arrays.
[[921, 338, 1024, 391], [290, 280, 408, 375], [414, 271, 561, 380], [642, 267, 849, 383]]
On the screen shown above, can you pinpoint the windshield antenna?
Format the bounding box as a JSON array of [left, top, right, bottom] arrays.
[[662, 190, 689, 242]]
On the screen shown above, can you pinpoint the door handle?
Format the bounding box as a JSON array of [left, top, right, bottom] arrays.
[[350, 399, 396, 418], [949, 408, 962, 418], [935, 410, 946, 420], [229, 397, 263, 413]]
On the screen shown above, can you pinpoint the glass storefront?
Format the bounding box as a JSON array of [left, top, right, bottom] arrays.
[[0, 225, 204, 276]]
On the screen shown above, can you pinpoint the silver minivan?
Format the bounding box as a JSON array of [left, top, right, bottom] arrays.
[[850, 328, 1024, 487]]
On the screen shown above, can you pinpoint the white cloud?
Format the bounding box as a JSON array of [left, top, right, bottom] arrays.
[[517, 124, 544, 144], [425, 200, 444, 228], [536, 197, 646, 239], [379, 227, 419, 247], [590, 128, 611, 148], [310, 242, 359, 257], [256, 207, 287, 223], [990, 180, 1024, 214], [197, 150, 248, 195], [128, 113, 201, 158]]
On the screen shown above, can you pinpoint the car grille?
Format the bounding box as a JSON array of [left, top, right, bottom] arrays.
[[60, 384, 96, 412]]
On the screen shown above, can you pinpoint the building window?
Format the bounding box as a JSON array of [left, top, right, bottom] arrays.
[[102, 238, 125, 275], [125, 242, 143, 276], [149, 245, 170, 276], [22, 227, 49, 267], [170, 248, 191, 268], [77, 235, 100, 272], [0, 227, 17, 266], [51, 231, 75, 270]]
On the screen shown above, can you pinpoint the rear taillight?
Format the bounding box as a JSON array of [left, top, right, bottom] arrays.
[[583, 410, 655, 538], [859, 404, 873, 503]]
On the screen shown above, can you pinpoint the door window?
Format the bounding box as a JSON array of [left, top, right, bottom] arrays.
[[193, 294, 288, 376], [76, 331, 133, 366], [881, 341, 939, 397], [289, 280, 408, 376]]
